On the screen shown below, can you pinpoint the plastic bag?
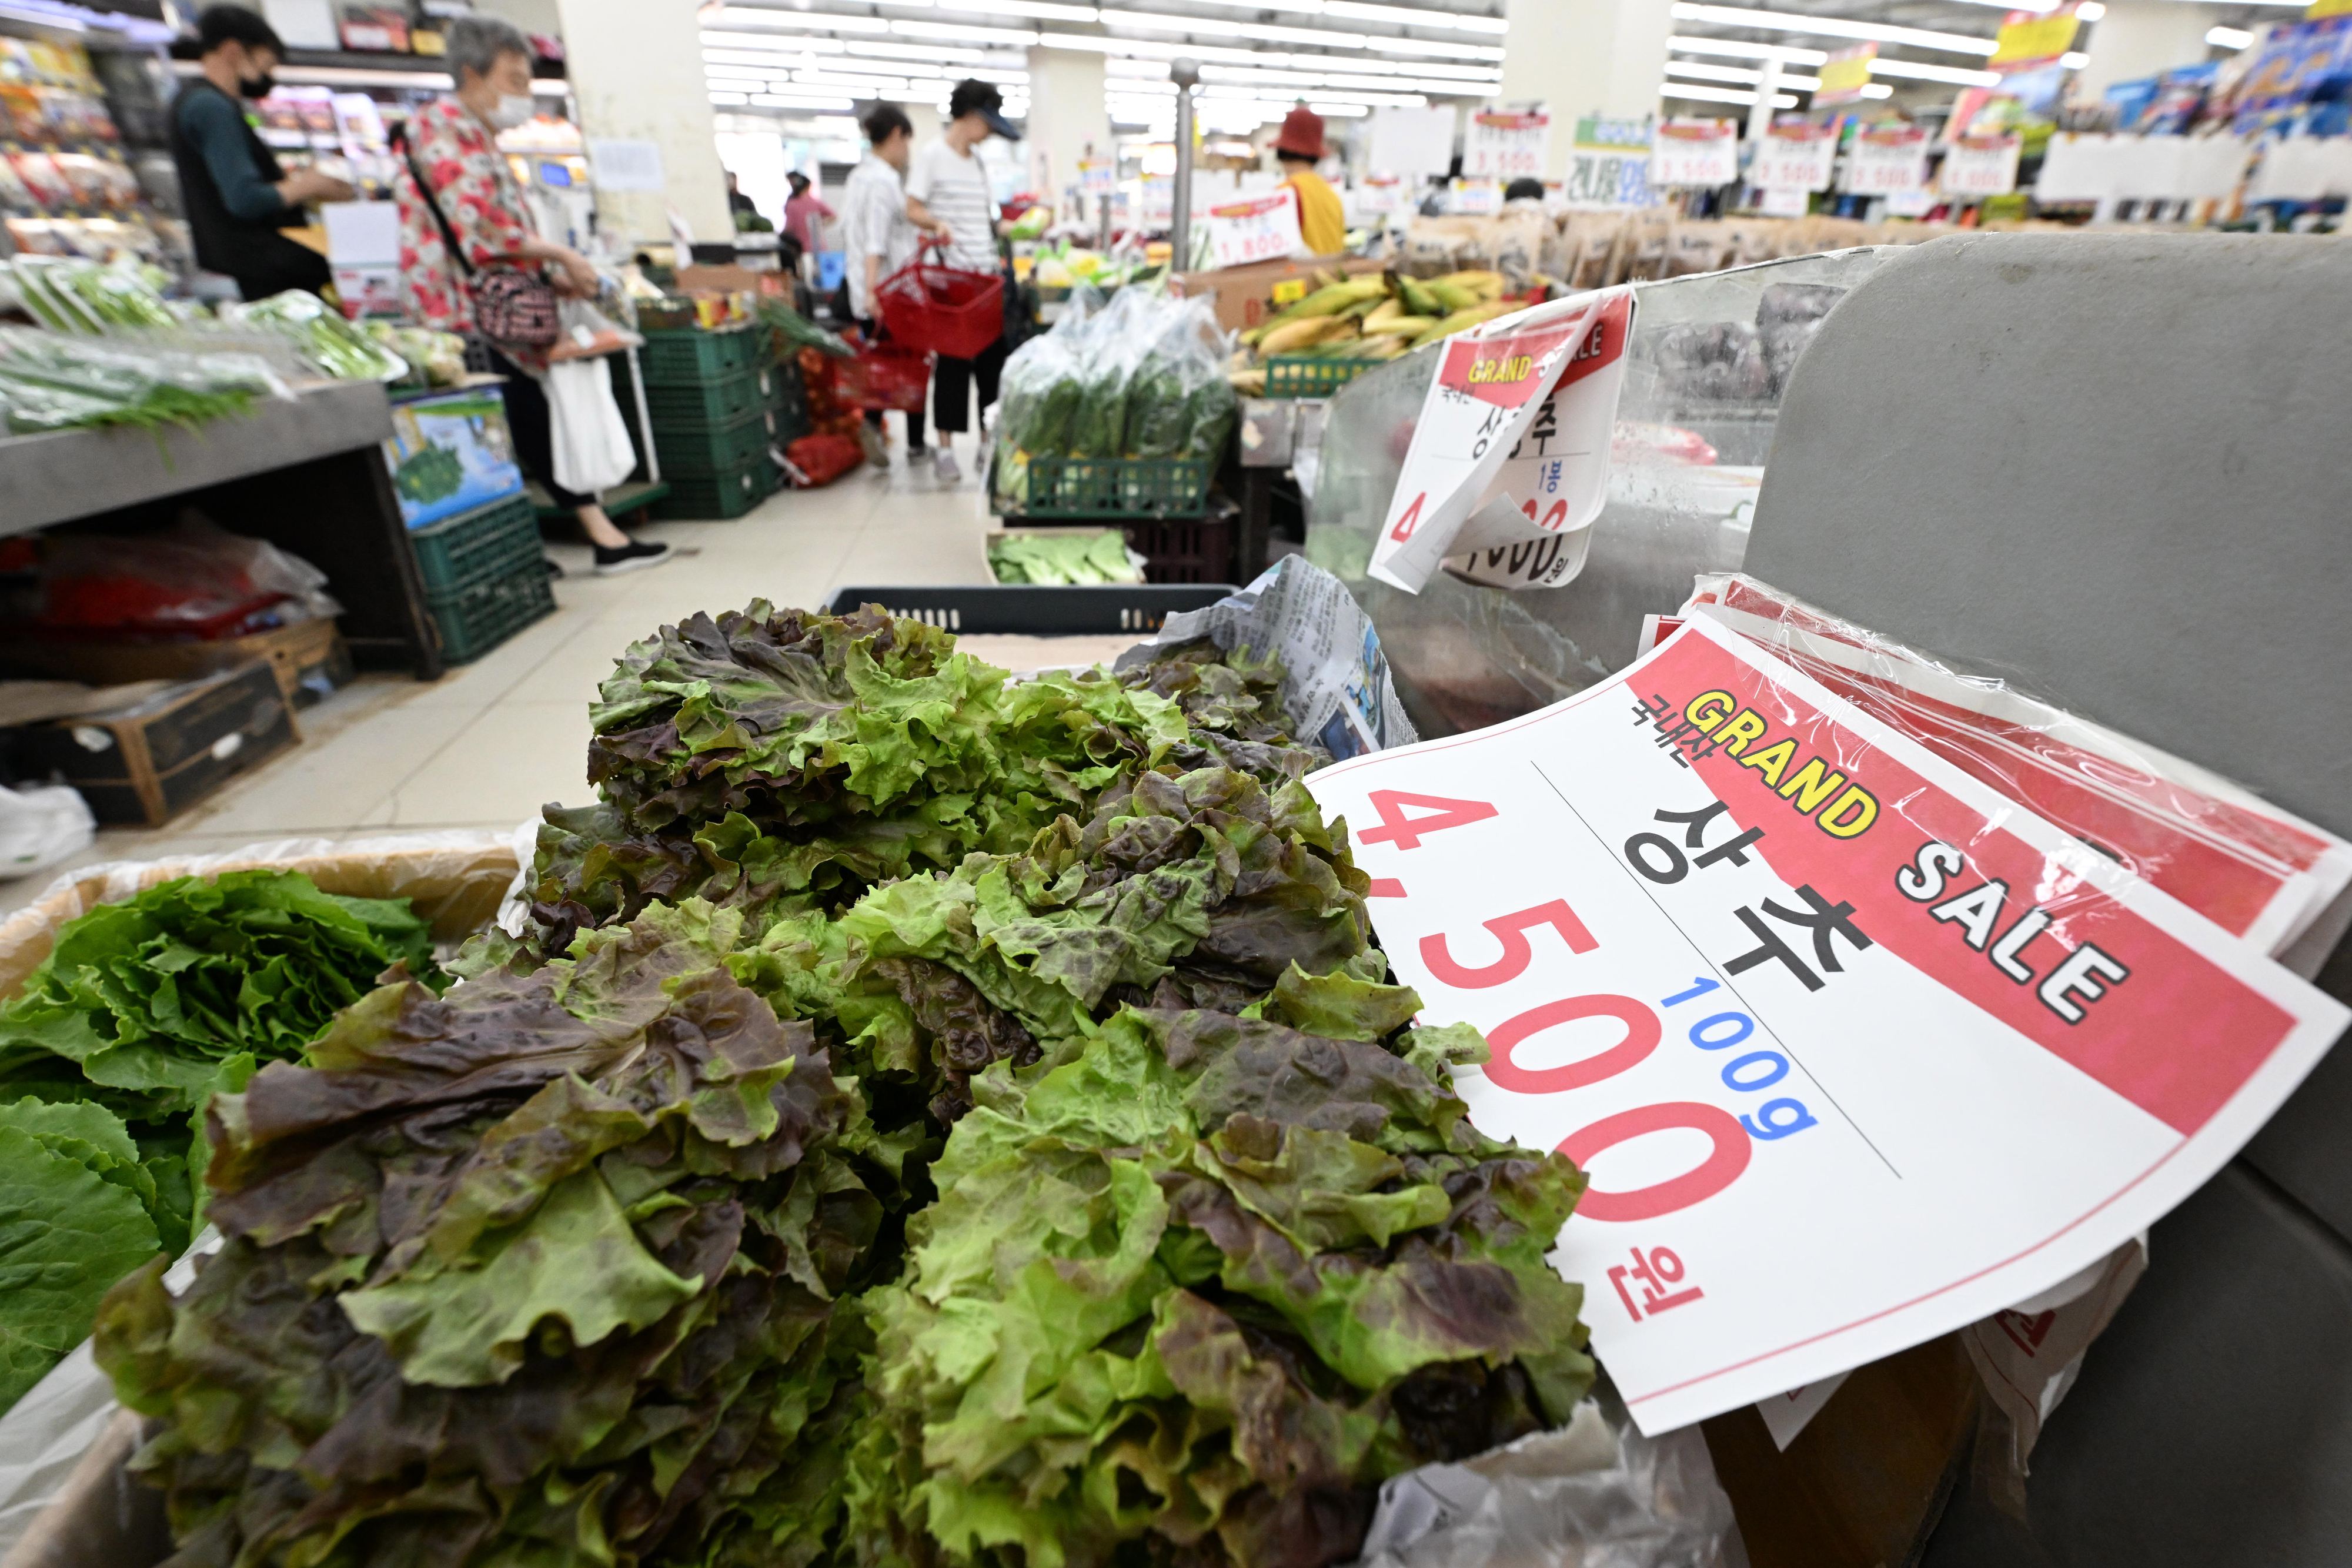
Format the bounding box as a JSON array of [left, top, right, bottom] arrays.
[[1355, 1401, 1748, 1568], [990, 285, 1101, 509], [33, 514, 341, 638], [1128, 292, 1234, 461], [545, 358, 637, 495], [780, 431, 863, 488], [0, 785, 93, 881]]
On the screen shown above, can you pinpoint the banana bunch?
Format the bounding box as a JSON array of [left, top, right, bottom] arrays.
[[1228, 269, 1520, 390]]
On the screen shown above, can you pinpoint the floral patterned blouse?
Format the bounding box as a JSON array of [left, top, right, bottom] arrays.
[[396, 98, 550, 371]]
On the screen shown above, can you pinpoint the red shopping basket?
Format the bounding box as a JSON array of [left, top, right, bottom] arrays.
[[876, 238, 1004, 359], [836, 338, 931, 412]]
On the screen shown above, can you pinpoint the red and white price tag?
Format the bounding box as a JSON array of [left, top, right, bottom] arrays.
[[1751, 124, 1838, 193], [1201, 190, 1304, 269], [1466, 109, 1553, 180], [1306, 614, 2347, 1434], [1651, 119, 1739, 189], [1845, 125, 1929, 195], [1941, 132, 2022, 196]]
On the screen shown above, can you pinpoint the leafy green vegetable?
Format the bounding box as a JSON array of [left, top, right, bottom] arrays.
[[229, 289, 408, 382], [0, 1122, 163, 1412], [988, 529, 1141, 586]]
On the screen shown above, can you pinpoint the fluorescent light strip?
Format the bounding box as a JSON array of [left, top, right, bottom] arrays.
[[706, 6, 891, 31], [1868, 56, 2000, 86], [1661, 80, 1797, 108], [1323, 1, 1506, 34], [1665, 59, 1820, 89], [1671, 2, 1997, 58], [873, 0, 1098, 18], [1669, 33, 1824, 65], [1098, 9, 1369, 48]]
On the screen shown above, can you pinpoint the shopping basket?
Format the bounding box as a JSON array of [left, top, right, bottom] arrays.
[[836, 336, 932, 412], [876, 238, 1005, 359]]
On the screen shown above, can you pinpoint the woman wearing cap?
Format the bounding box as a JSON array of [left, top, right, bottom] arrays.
[[906, 78, 1018, 484], [1272, 105, 1345, 258]]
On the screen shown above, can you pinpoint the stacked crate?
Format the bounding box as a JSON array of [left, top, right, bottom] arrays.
[[408, 493, 556, 663], [613, 329, 779, 520]]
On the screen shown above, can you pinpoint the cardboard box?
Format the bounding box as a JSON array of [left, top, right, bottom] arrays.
[[13, 664, 297, 828], [1170, 254, 1387, 334], [381, 386, 527, 529], [0, 618, 351, 710]]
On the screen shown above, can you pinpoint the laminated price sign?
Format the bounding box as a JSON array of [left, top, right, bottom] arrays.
[[1562, 116, 1655, 210], [1305, 614, 2347, 1433], [1466, 109, 1553, 180], [1201, 190, 1303, 269], [1815, 44, 1876, 107], [1651, 119, 1739, 189], [1368, 287, 1635, 594], [1942, 132, 2022, 196], [1751, 123, 1839, 192], [1845, 125, 1929, 195]]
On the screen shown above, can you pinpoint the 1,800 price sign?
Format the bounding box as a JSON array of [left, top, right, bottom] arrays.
[[1307, 613, 2344, 1433]]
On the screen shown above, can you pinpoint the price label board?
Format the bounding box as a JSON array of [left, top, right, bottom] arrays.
[[1942, 132, 2022, 196], [1651, 119, 1739, 189], [1562, 116, 1655, 210], [1305, 614, 2347, 1433], [1466, 108, 1553, 180], [1752, 123, 1839, 192], [1201, 189, 1299, 268], [1816, 44, 1876, 106], [1992, 3, 2082, 69], [1845, 125, 1929, 195]]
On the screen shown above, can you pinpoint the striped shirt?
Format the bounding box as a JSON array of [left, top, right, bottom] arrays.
[[905, 138, 998, 274]]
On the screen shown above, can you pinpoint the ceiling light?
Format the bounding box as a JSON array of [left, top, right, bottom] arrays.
[[1859, 82, 1893, 98], [753, 91, 857, 108], [891, 17, 1040, 42], [1869, 57, 2001, 86], [2075, 2, 2104, 19], [1660, 79, 1798, 108], [1098, 9, 1369, 48], [1324, 1, 1507, 34], [704, 8, 889, 32], [1367, 36, 1502, 59], [1666, 58, 1765, 84], [874, 0, 1099, 20], [1671, 3, 1997, 57], [2206, 24, 2252, 48], [1670, 33, 1825, 64], [2059, 51, 2088, 68]]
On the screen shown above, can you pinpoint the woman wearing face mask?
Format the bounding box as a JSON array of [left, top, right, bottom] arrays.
[[169, 6, 354, 301], [396, 15, 669, 574]]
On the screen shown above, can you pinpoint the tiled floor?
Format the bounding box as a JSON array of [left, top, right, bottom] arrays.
[[1, 424, 1002, 920]]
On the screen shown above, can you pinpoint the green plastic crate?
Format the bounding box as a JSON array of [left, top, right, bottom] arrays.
[[638, 326, 766, 384], [640, 406, 774, 477], [407, 492, 540, 599], [613, 363, 767, 432], [1264, 355, 1372, 399], [651, 457, 776, 520], [426, 567, 556, 664], [1013, 457, 1210, 519]]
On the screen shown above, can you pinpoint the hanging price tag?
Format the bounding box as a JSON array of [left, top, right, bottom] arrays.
[[1562, 116, 1655, 210], [1815, 43, 1876, 106], [1305, 613, 2348, 1434], [1200, 189, 1302, 269], [1651, 119, 1740, 189], [1466, 108, 1553, 180], [1751, 123, 1839, 192], [1844, 125, 1929, 195], [1941, 132, 2022, 196]]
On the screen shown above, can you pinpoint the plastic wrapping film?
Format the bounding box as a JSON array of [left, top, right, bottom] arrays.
[[1302, 250, 1886, 738], [1671, 574, 2352, 978]]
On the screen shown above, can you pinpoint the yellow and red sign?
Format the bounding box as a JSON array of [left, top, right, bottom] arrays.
[[1991, 4, 2082, 70]]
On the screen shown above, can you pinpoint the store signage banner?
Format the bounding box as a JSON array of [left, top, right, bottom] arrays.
[[1304, 613, 2348, 1433], [1752, 123, 1839, 192], [1651, 119, 1740, 188], [1200, 190, 1303, 269], [1993, 3, 2082, 69], [1845, 125, 1930, 194], [1368, 287, 1635, 594], [1815, 44, 1877, 106], [1942, 133, 2023, 196], [1466, 108, 1553, 180], [1562, 116, 1656, 209]]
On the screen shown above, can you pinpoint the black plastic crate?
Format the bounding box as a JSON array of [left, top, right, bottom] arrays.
[[407, 492, 540, 598], [651, 457, 776, 520], [1123, 516, 1237, 584], [826, 584, 1237, 636]]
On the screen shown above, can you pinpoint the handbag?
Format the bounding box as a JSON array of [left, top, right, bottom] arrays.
[[403, 143, 560, 351]]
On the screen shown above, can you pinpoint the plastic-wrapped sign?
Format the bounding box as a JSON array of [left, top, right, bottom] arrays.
[[1305, 613, 2347, 1433], [1941, 133, 2022, 196], [1466, 109, 1553, 181], [1844, 125, 1929, 195], [1200, 190, 1302, 269], [1368, 287, 1636, 594], [1751, 123, 1839, 192], [1562, 116, 1655, 210], [1651, 120, 1739, 189]]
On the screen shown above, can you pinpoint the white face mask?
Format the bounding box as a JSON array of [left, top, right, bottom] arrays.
[[485, 93, 535, 129]]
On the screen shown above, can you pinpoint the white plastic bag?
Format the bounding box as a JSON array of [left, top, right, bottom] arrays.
[[544, 359, 637, 496], [0, 785, 92, 881]]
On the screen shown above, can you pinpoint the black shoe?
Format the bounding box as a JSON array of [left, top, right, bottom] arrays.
[[593, 539, 673, 576]]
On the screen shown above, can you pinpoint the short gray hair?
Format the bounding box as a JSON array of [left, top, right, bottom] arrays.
[[446, 15, 532, 85]]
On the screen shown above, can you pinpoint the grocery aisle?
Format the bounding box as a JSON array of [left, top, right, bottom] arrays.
[[0, 440, 995, 920]]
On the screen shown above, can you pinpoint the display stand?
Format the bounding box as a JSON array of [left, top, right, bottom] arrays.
[[0, 379, 443, 680], [1743, 231, 2352, 1566]]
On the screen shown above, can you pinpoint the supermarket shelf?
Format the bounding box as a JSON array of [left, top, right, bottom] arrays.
[[0, 378, 393, 535]]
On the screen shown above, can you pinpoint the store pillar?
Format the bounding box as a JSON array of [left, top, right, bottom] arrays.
[[549, 0, 731, 249], [1496, 0, 1672, 178], [1027, 47, 1110, 219], [2074, 0, 2226, 99]]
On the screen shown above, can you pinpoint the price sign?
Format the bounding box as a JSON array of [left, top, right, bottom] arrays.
[[1077, 158, 1114, 195], [1562, 116, 1655, 210], [1305, 613, 2347, 1433], [1449, 178, 1502, 215], [1200, 190, 1303, 269], [1651, 119, 1740, 189], [1751, 123, 1839, 192], [1816, 44, 1876, 106], [1845, 125, 1929, 195], [1758, 186, 1810, 217], [1992, 2, 2081, 69], [1359, 171, 1408, 218], [1941, 132, 2022, 196], [1466, 108, 1553, 180]]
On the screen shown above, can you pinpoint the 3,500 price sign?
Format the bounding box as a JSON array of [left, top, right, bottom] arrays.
[[1306, 614, 2346, 1433]]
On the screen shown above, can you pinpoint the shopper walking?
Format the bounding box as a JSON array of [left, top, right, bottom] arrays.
[[843, 105, 926, 465], [783, 172, 835, 256], [905, 79, 1018, 484], [1272, 105, 1345, 258], [394, 15, 668, 574], [168, 6, 352, 300]]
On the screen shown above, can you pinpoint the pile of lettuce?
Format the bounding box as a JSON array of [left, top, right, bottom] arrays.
[[0, 870, 436, 1414], [987, 529, 1142, 586], [96, 606, 1593, 1568]]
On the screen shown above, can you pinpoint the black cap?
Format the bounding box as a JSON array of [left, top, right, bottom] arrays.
[[195, 5, 284, 56], [948, 78, 1020, 141]]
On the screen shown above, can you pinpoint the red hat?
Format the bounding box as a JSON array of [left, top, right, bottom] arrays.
[[1272, 104, 1325, 160]]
